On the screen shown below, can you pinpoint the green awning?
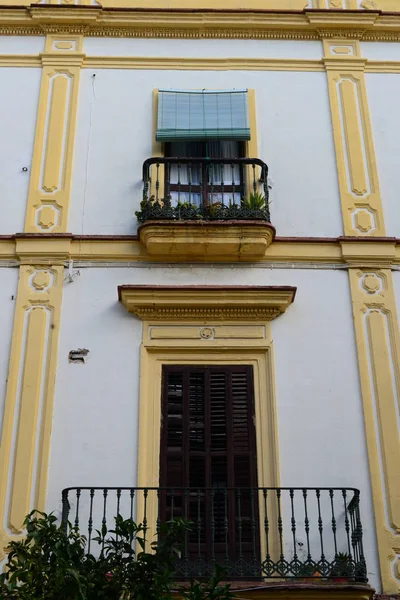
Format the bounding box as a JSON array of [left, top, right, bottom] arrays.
[[156, 89, 250, 142]]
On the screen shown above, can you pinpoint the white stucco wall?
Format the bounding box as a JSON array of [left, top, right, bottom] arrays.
[[393, 271, 400, 319], [366, 73, 400, 238], [0, 68, 41, 234], [69, 69, 342, 237], [0, 36, 45, 54], [0, 269, 18, 437], [84, 38, 323, 59], [361, 41, 400, 61], [46, 265, 378, 587]]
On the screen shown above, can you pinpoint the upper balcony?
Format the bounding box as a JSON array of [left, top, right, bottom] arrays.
[[136, 157, 275, 261]]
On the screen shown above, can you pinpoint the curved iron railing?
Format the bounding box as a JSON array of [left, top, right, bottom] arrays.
[[137, 157, 270, 223], [61, 486, 367, 582]]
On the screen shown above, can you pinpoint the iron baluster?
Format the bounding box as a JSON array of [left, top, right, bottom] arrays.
[[252, 163, 257, 196], [220, 161, 224, 205], [237, 488, 244, 573], [224, 488, 229, 567], [342, 489, 353, 559], [316, 489, 325, 572], [61, 489, 70, 533], [250, 488, 257, 567], [165, 163, 171, 200], [115, 488, 121, 544], [276, 488, 284, 563], [155, 162, 160, 202], [130, 488, 135, 521], [197, 489, 202, 565], [74, 488, 81, 531], [231, 163, 236, 205], [302, 489, 312, 563], [156, 488, 161, 545], [101, 489, 108, 555], [143, 488, 148, 552], [87, 488, 95, 554], [211, 488, 216, 570], [263, 489, 271, 574], [354, 491, 366, 581], [129, 488, 135, 548], [188, 163, 192, 205], [183, 488, 189, 578], [289, 489, 298, 568], [177, 163, 181, 204], [329, 489, 338, 558]]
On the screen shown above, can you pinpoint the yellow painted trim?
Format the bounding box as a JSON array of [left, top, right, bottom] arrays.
[[348, 268, 400, 593], [3, 237, 400, 266], [83, 57, 325, 71], [0, 266, 63, 556], [0, 55, 41, 67], [2, 7, 400, 41], [119, 285, 296, 321], [119, 286, 294, 554], [1, 55, 400, 74], [138, 222, 275, 260], [135, 328, 281, 561], [323, 39, 386, 237], [24, 35, 84, 233]]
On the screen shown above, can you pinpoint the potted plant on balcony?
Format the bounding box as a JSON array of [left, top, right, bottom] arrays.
[[329, 552, 354, 583]]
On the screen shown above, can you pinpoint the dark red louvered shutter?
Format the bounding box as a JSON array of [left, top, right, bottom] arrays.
[[160, 365, 257, 490]]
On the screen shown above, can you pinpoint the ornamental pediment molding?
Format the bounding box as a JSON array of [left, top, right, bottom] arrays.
[[118, 285, 296, 321]]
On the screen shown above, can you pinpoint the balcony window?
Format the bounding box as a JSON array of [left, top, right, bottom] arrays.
[[164, 140, 244, 207]]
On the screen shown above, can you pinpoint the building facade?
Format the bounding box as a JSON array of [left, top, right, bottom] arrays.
[[0, 0, 400, 598]]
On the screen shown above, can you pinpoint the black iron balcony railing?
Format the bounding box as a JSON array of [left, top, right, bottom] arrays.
[[137, 157, 270, 223], [61, 487, 367, 582]]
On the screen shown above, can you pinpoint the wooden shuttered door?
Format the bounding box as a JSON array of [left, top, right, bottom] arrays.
[[160, 365, 260, 570]]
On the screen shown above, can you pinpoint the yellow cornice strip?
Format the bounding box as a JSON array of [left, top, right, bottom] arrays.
[[2, 236, 400, 265], [1, 7, 400, 40], [1, 54, 400, 73], [83, 56, 325, 71], [118, 285, 296, 321]]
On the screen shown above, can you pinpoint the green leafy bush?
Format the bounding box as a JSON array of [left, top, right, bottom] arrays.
[[0, 512, 233, 600]]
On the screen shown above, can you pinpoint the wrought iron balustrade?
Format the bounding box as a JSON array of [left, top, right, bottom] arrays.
[[137, 157, 270, 223], [61, 486, 367, 582]]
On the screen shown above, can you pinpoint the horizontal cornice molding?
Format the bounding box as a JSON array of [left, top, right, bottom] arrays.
[[1, 235, 400, 266], [118, 284, 297, 321], [1, 6, 400, 40]]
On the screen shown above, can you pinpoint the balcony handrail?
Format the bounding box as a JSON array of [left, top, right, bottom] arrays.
[[60, 486, 367, 582], [142, 156, 268, 183], [62, 485, 361, 493]]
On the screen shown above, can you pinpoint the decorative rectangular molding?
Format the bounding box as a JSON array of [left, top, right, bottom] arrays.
[[0, 266, 63, 556], [349, 268, 400, 594], [323, 39, 386, 237], [24, 35, 84, 234]]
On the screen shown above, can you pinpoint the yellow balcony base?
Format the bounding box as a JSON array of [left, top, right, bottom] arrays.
[[138, 220, 276, 261], [173, 582, 375, 600]]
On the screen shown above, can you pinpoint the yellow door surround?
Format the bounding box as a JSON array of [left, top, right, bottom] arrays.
[[119, 284, 296, 560]]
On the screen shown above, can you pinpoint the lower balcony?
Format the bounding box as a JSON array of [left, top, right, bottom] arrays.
[[61, 486, 372, 598], [136, 157, 275, 260]]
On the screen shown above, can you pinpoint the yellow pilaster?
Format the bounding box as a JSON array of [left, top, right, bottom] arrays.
[[324, 39, 385, 238], [324, 39, 400, 593], [0, 35, 83, 558], [24, 35, 84, 233]]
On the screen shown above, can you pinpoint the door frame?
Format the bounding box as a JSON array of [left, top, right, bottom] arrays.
[[136, 330, 280, 562]]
